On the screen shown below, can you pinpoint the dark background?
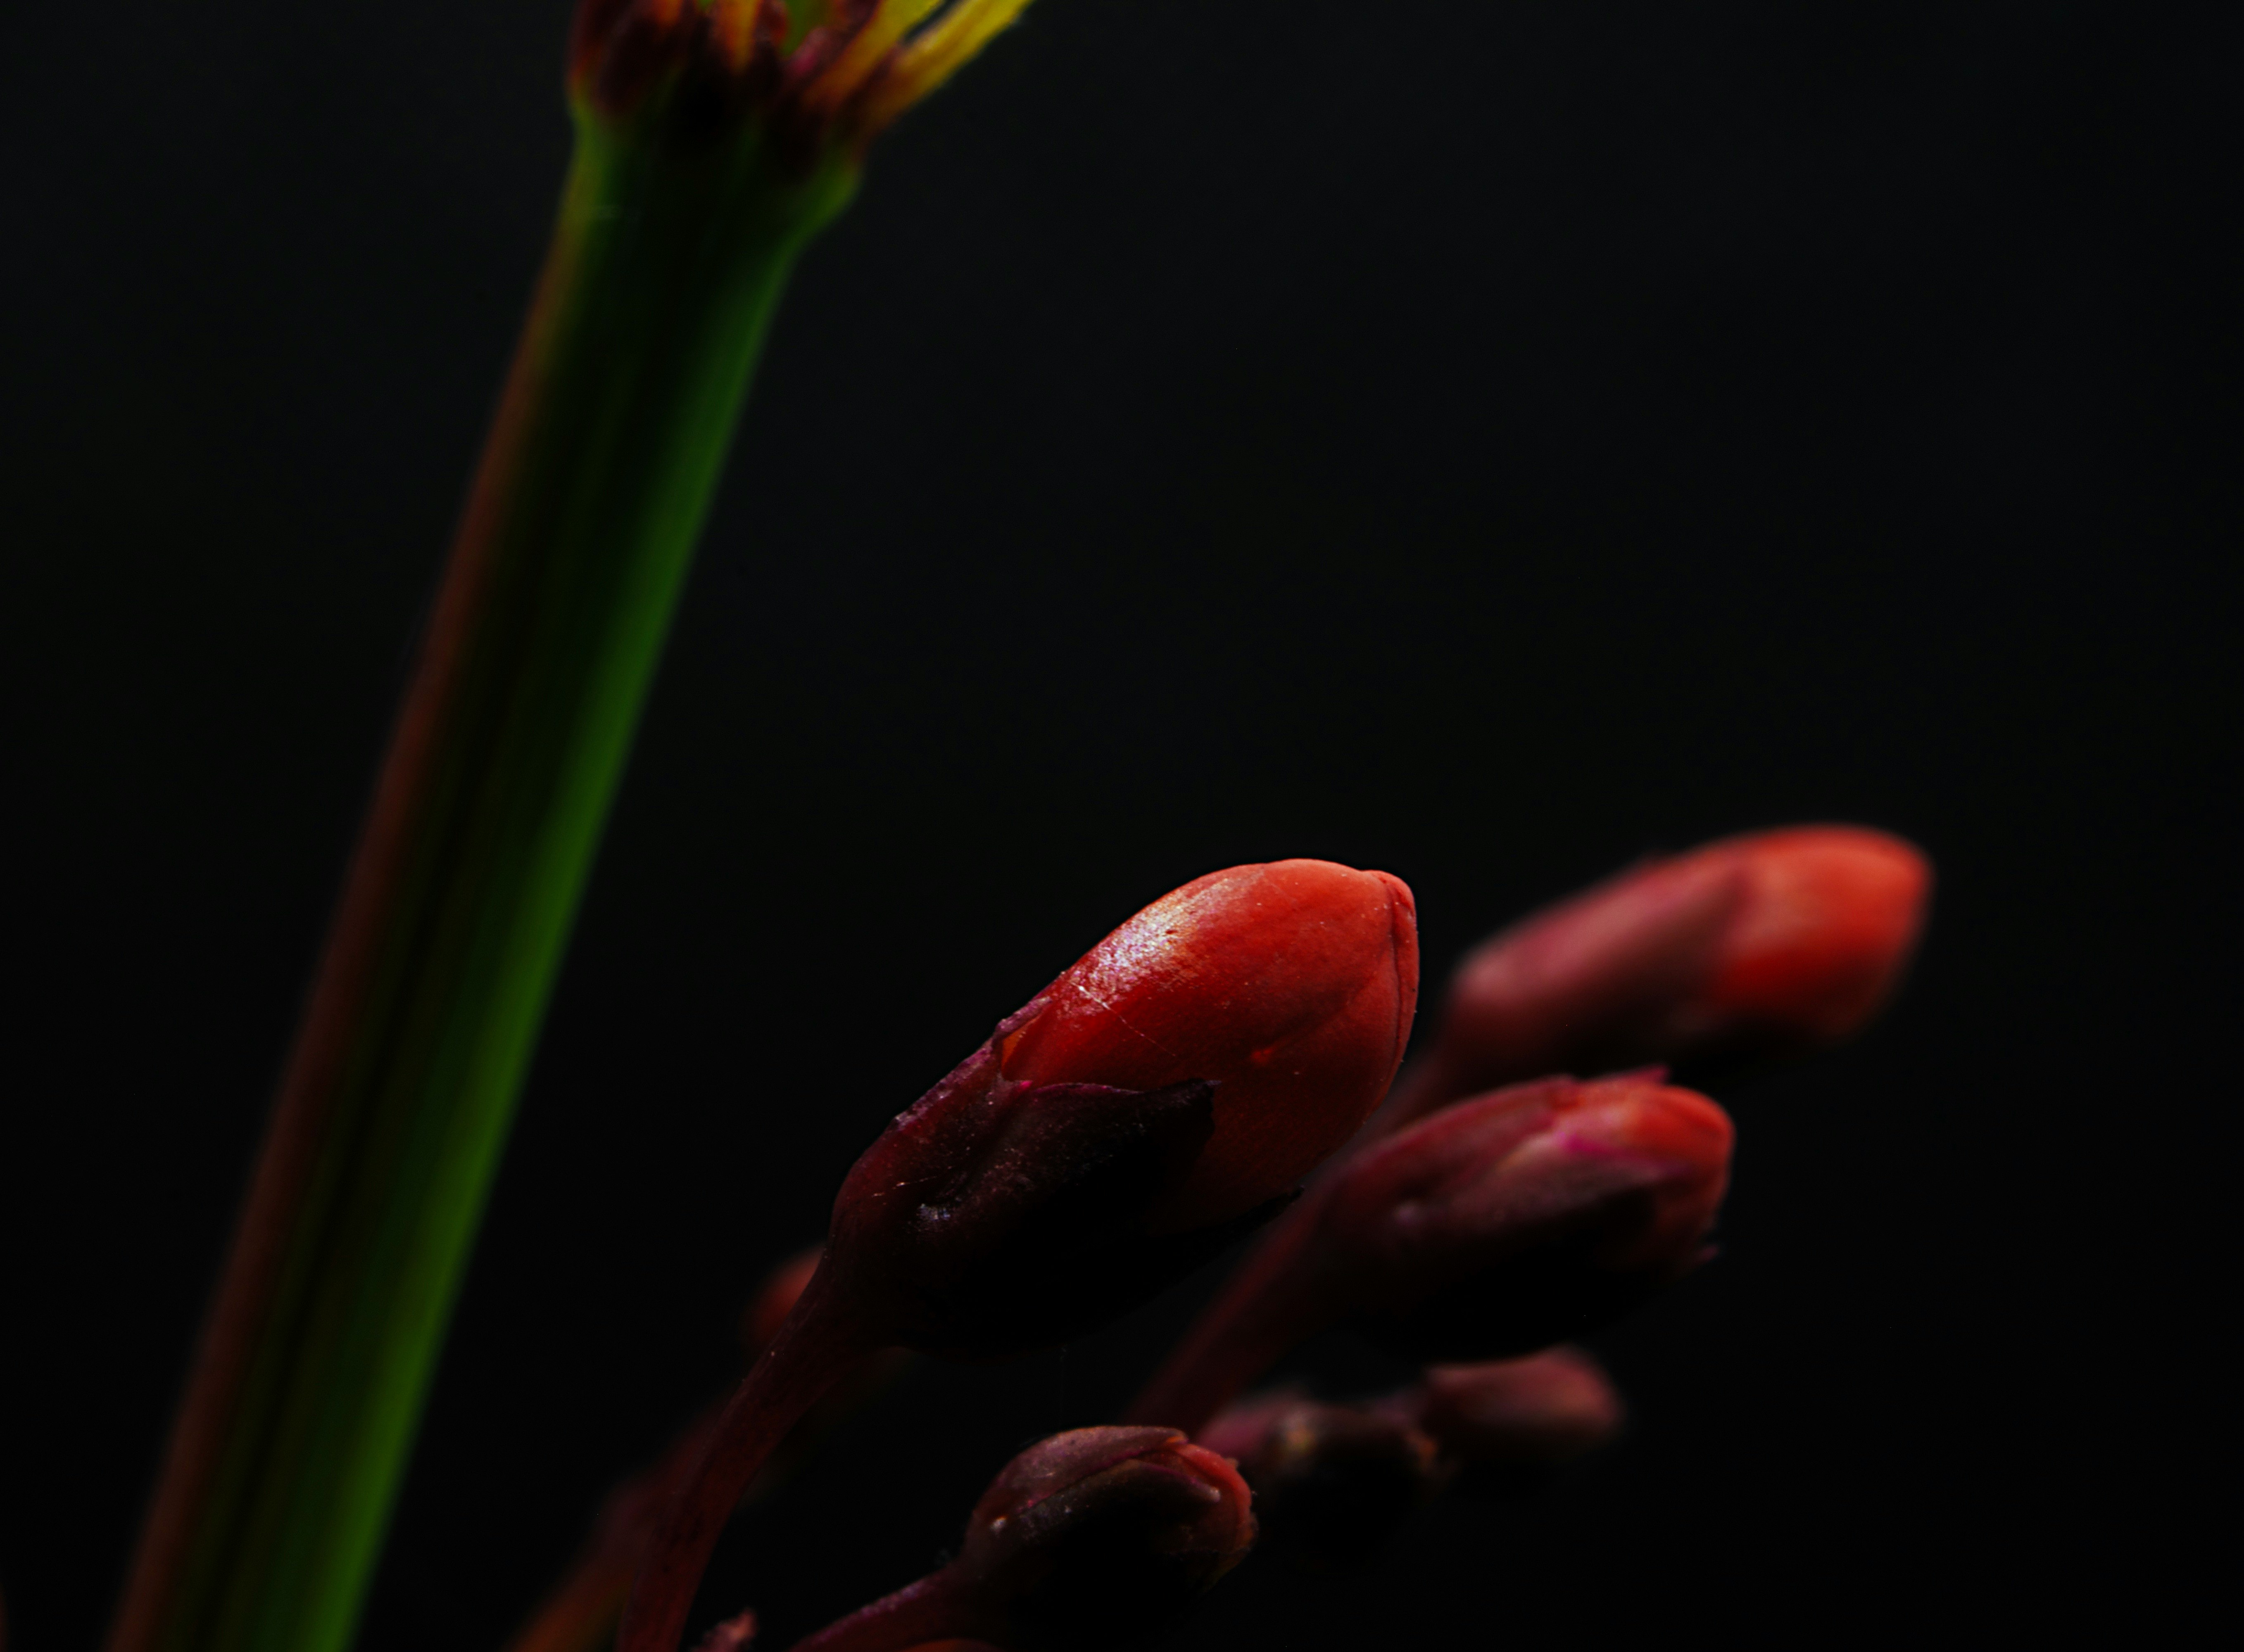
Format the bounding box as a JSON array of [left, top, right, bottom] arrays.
[[3, 1, 2234, 1647]]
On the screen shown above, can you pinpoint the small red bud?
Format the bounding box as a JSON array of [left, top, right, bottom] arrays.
[[959, 1427, 1255, 1615], [1400, 826, 1928, 1121], [825, 860, 1417, 1357], [789, 1429, 1255, 1652], [1406, 1346, 1626, 1466], [1198, 1393, 1445, 1566]]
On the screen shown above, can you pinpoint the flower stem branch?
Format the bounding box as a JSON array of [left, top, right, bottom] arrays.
[[621, 1267, 877, 1652], [785, 1576, 984, 1652], [1121, 1192, 1333, 1437]]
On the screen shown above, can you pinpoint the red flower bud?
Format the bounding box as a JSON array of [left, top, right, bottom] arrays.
[[788, 1428, 1255, 1652], [1395, 826, 1928, 1125], [1198, 1392, 1445, 1566], [1326, 1075, 1733, 1360], [958, 1427, 1256, 1627], [997, 859, 1420, 1231], [1404, 1346, 1626, 1467], [1127, 1076, 1731, 1433], [825, 859, 1417, 1357]]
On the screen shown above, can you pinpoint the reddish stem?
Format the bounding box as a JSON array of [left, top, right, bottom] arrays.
[[1121, 1188, 1336, 1437], [784, 1572, 989, 1652], [1373, 1051, 1469, 1137], [618, 1266, 876, 1652]]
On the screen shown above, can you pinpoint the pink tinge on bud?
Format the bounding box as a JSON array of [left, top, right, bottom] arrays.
[[1327, 1075, 1734, 1360], [1407, 1346, 1626, 1466], [999, 859, 1419, 1230], [1401, 826, 1928, 1121]]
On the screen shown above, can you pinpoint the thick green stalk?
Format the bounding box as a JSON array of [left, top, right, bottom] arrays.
[[107, 115, 854, 1652]]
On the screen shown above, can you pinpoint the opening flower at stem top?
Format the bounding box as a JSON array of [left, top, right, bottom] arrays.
[[572, 0, 1044, 156]]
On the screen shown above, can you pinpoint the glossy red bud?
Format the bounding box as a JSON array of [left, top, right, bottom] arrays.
[[824, 860, 1417, 1357], [999, 859, 1419, 1230], [1405, 1346, 1626, 1466], [1398, 826, 1927, 1123], [1329, 1075, 1733, 1360], [1198, 1392, 1445, 1566]]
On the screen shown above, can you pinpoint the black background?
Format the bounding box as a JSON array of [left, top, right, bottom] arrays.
[[2, 2, 2234, 1647]]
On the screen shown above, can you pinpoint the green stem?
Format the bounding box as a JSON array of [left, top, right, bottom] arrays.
[[106, 114, 855, 1652]]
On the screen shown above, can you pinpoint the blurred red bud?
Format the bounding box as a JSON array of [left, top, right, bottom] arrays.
[[1395, 826, 1928, 1123], [1198, 1392, 1445, 1567], [690, 1611, 756, 1652], [1404, 1346, 1626, 1467], [1327, 1075, 1733, 1360], [823, 860, 1418, 1357]]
